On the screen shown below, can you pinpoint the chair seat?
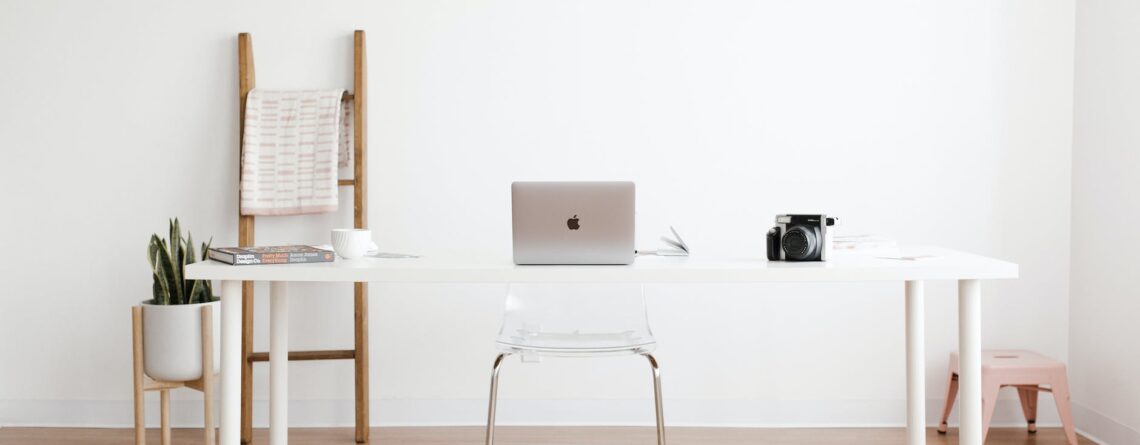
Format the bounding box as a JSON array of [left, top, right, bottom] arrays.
[[486, 283, 666, 445], [950, 350, 1066, 373], [496, 328, 656, 355]]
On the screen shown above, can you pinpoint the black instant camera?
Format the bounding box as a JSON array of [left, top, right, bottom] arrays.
[[766, 214, 839, 261]]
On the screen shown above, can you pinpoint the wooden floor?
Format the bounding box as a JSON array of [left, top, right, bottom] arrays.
[[0, 426, 1093, 445]]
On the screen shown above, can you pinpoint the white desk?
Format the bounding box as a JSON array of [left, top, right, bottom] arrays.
[[186, 246, 1017, 445]]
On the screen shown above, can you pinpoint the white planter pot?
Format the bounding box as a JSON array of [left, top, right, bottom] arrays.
[[141, 299, 221, 382]]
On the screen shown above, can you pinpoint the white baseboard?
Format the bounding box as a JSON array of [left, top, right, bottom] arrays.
[[0, 397, 1068, 429], [1072, 403, 1140, 445]]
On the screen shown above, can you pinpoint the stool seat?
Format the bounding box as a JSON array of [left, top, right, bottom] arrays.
[[939, 349, 1076, 445], [951, 350, 1065, 372]]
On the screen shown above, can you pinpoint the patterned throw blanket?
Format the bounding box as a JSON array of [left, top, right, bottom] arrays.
[[240, 89, 353, 216]]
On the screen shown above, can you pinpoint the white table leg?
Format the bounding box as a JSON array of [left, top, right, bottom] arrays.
[[958, 279, 982, 445], [905, 280, 926, 445], [219, 280, 242, 445], [270, 281, 289, 445]]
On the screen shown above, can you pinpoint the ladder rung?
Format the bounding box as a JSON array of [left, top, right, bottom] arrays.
[[338, 179, 355, 186], [249, 349, 356, 362], [342, 92, 354, 102]]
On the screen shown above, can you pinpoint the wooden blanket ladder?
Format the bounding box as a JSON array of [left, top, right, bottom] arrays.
[[237, 30, 370, 444]]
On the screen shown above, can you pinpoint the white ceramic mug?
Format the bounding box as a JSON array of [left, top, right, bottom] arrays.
[[331, 229, 376, 259]]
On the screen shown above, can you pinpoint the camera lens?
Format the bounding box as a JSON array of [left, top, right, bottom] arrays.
[[782, 226, 817, 260]]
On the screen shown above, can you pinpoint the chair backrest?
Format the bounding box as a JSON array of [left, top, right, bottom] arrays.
[[497, 283, 654, 348]]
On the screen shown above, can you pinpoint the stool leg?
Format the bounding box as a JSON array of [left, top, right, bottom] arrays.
[[1016, 387, 1038, 433], [939, 373, 958, 434], [981, 382, 1001, 444], [160, 389, 171, 445], [1052, 378, 1078, 445]]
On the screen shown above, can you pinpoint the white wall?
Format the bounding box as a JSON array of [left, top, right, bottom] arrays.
[[0, 0, 1075, 428], [1071, 1, 1140, 443]]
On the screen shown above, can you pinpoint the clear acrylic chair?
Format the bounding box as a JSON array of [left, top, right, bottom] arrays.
[[485, 283, 665, 445]]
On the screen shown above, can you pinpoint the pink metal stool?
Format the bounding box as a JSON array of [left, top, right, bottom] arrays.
[[938, 350, 1077, 445]]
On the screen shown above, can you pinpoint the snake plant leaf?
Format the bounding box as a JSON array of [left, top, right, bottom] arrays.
[[169, 219, 181, 270], [188, 274, 213, 305], [157, 238, 180, 305], [169, 219, 185, 305], [152, 277, 164, 305], [186, 232, 197, 265], [201, 238, 214, 300], [147, 234, 161, 272], [148, 234, 171, 304], [151, 240, 174, 305], [185, 232, 197, 304], [187, 278, 202, 305]]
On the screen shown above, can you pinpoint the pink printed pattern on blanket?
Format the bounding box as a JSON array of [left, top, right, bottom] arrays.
[[240, 89, 346, 216]]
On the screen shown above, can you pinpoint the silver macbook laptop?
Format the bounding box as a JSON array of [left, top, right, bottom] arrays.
[[512, 181, 635, 265]]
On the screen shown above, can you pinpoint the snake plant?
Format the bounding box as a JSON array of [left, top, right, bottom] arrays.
[[147, 218, 215, 305]]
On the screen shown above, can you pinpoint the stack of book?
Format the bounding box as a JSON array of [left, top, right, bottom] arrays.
[[208, 245, 335, 265]]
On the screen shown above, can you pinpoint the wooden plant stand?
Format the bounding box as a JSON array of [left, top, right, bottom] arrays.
[[132, 305, 216, 445]]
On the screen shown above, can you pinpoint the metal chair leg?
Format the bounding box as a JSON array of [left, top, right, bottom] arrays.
[[644, 353, 666, 445], [485, 352, 663, 445], [486, 353, 510, 445]]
